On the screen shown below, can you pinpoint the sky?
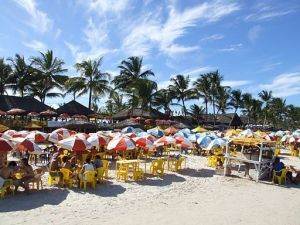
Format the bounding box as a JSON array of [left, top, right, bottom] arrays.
[[0, 0, 300, 111]]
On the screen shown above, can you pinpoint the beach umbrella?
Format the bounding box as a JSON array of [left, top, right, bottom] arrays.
[[275, 130, 285, 137], [192, 126, 207, 133], [40, 109, 57, 117], [27, 112, 39, 117], [73, 133, 89, 140], [288, 137, 296, 143], [239, 129, 254, 138], [147, 127, 164, 137], [87, 135, 107, 148], [52, 128, 75, 138], [134, 128, 144, 134], [48, 132, 64, 143], [206, 138, 227, 150], [121, 126, 135, 133], [280, 135, 290, 142], [2, 129, 20, 139], [124, 132, 137, 138], [154, 136, 175, 146], [196, 135, 213, 148], [0, 110, 6, 116], [16, 138, 42, 152], [26, 131, 48, 143], [58, 136, 91, 152], [107, 136, 135, 151], [292, 130, 300, 138], [137, 132, 156, 141], [179, 128, 191, 134], [175, 136, 193, 148], [17, 130, 30, 138], [59, 113, 70, 119], [165, 126, 178, 135], [0, 138, 13, 152], [6, 108, 26, 115], [132, 137, 154, 149]]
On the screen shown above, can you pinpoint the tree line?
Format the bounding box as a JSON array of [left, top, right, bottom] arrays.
[[0, 50, 299, 129]]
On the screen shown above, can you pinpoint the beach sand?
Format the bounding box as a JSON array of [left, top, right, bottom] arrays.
[[1, 154, 300, 225]]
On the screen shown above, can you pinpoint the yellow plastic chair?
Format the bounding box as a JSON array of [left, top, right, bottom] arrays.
[[273, 169, 287, 185], [150, 158, 165, 177], [60, 168, 74, 188], [80, 171, 97, 191], [133, 167, 144, 181], [47, 171, 61, 186], [274, 148, 281, 156], [291, 149, 299, 157], [102, 160, 109, 178], [116, 164, 129, 182], [0, 179, 14, 199]]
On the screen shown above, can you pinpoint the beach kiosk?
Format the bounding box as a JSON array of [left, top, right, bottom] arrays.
[[224, 138, 276, 182]]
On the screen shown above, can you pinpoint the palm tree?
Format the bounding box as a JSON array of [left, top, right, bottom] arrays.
[[229, 89, 243, 113], [75, 57, 111, 109], [64, 77, 85, 101], [31, 50, 68, 103], [136, 79, 157, 110], [258, 90, 273, 128], [0, 58, 12, 95], [152, 89, 173, 116], [189, 104, 205, 125], [193, 74, 211, 115], [113, 56, 154, 90], [168, 74, 194, 117], [216, 86, 231, 114], [269, 97, 287, 129], [242, 93, 253, 124], [8, 54, 33, 97], [207, 71, 223, 126]]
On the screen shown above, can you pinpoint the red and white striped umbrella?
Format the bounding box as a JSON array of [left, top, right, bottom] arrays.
[[132, 137, 154, 149], [0, 138, 13, 152], [15, 138, 42, 152], [107, 136, 135, 151], [58, 136, 91, 152], [73, 133, 89, 140], [48, 132, 64, 143], [26, 131, 48, 143], [124, 132, 137, 138], [175, 136, 193, 148], [2, 130, 18, 139], [52, 128, 76, 139], [154, 136, 176, 146], [17, 130, 30, 138], [87, 134, 107, 148]]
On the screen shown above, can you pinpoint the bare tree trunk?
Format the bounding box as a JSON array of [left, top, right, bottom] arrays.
[[88, 87, 92, 109]]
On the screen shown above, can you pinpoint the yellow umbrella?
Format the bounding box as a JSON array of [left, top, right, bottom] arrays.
[[192, 126, 207, 133], [0, 124, 9, 133], [225, 129, 241, 137]]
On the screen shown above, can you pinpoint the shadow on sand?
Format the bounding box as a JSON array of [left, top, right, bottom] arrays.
[[137, 173, 186, 186], [0, 188, 69, 212], [178, 168, 215, 178]]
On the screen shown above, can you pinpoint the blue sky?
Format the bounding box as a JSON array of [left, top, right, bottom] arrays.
[[0, 0, 300, 110]]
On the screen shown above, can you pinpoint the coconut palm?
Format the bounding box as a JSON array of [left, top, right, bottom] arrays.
[[0, 58, 12, 95], [258, 90, 273, 128], [229, 89, 243, 113], [216, 86, 231, 114], [193, 74, 211, 115], [75, 57, 111, 109], [152, 89, 173, 116], [189, 104, 205, 125], [31, 50, 68, 103], [136, 79, 157, 110], [242, 93, 253, 124], [8, 54, 33, 97], [168, 74, 194, 117], [64, 77, 85, 101], [269, 97, 287, 129]]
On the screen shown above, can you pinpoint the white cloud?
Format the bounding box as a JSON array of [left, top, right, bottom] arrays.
[[23, 40, 47, 52], [245, 3, 294, 22], [248, 25, 262, 43], [54, 28, 62, 40], [65, 18, 116, 62], [260, 72, 300, 97], [82, 0, 130, 15], [123, 0, 240, 56], [182, 66, 215, 76], [222, 80, 252, 88], [13, 0, 52, 33], [200, 34, 224, 41], [260, 62, 282, 72], [219, 43, 242, 52]]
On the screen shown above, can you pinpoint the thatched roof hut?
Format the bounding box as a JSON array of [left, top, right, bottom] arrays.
[[56, 100, 95, 117], [0, 95, 51, 113]]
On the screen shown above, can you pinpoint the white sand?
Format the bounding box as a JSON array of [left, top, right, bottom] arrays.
[[1, 154, 300, 225]]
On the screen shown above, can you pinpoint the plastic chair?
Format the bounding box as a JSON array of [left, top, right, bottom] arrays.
[[116, 164, 129, 181], [0, 179, 14, 199], [96, 161, 109, 182], [133, 167, 144, 181], [29, 169, 44, 190], [80, 171, 96, 191], [60, 168, 74, 188], [150, 158, 165, 177], [48, 171, 61, 186], [273, 169, 287, 185]]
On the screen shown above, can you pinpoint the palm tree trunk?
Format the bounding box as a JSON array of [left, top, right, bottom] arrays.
[[88, 87, 92, 109], [182, 98, 186, 117], [212, 96, 216, 127], [205, 98, 208, 115]]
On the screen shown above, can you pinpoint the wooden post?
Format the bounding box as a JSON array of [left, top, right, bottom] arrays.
[[257, 142, 263, 182]]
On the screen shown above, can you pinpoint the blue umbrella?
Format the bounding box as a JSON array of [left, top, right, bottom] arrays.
[[174, 131, 189, 138], [206, 138, 228, 150], [196, 135, 213, 148], [179, 128, 191, 134], [147, 128, 164, 137], [134, 128, 144, 134], [121, 126, 135, 133]]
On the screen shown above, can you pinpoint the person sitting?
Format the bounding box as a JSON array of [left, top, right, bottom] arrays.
[[93, 155, 103, 169], [19, 158, 35, 191], [79, 158, 94, 181], [61, 156, 71, 170], [273, 157, 285, 175]]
